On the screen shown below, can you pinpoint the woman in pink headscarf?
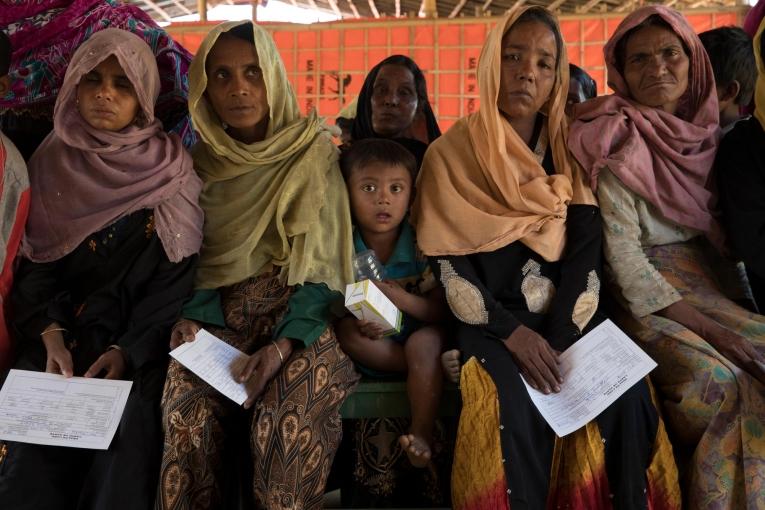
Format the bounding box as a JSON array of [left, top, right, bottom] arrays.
[[0, 29, 203, 510], [569, 6, 765, 508]]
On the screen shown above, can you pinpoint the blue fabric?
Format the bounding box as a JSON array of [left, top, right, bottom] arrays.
[[352, 222, 433, 377]]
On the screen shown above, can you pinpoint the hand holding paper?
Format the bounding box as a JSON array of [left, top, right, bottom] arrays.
[[522, 320, 657, 437], [170, 329, 251, 405], [0, 370, 132, 449], [235, 339, 289, 409]]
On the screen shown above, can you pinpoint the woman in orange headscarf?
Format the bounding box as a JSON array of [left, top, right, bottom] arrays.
[[412, 6, 679, 509]]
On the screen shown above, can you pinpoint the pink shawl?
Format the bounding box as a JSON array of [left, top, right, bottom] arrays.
[[745, 0, 765, 38], [568, 6, 722, 246], [22, 28, 203, 263]]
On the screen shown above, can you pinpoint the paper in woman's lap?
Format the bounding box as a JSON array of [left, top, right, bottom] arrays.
[[170, 329, 251, 405], [523, 320, 657, 437], [0, 370, 132, 449]]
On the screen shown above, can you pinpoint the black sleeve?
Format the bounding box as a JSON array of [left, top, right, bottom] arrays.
[[11, 258, 71, 339], [544, 204, 604, 351], [430, 254, 522, 340], [717, 124, 765, 280], [116, 253, 198, 370]]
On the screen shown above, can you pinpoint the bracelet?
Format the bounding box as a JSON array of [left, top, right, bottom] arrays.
[[107, 345, 127, 360], [40, 327, 67, 337], [271, 340, 285, 365]]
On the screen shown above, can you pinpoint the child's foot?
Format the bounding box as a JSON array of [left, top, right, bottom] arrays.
[[399, 433, 432, 468], [441, 349, 461, 383]]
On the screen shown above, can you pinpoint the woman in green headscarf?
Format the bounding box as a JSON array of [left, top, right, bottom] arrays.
[[156, 21, 358, 509]]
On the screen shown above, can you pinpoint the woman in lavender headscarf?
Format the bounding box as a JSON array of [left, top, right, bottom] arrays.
[[0, 29, 203, 510]]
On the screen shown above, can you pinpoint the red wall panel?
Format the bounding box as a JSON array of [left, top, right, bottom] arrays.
[[166, 8, 746, 129]]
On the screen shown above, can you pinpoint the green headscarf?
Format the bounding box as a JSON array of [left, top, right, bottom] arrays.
[[189, 20, 354, 292]]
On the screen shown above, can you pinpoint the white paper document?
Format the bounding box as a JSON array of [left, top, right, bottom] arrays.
[[523, 320, 657, 437], [170, 329, 250, 405], [0, 370, 132, 449]]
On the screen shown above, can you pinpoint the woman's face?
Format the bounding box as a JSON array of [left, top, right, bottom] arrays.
[[76, 55, 140, 132], [497, 20, 558, 125], [370, 64, 419, 138], [205, 34, 270, 144], [622, 24, 689, 115]]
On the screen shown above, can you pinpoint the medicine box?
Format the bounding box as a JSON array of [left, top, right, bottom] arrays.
[[344, 280, 402, 336]]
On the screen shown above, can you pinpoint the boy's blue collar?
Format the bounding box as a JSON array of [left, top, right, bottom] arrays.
[[353, 218, 415, 267]]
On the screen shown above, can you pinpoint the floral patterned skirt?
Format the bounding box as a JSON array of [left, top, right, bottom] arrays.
[[620, 241, 765, 510], [156, 272, 359, 510]]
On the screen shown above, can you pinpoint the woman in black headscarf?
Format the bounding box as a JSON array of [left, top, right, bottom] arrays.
[[350, 55, 440, 168], [341, 55, 447, 506]]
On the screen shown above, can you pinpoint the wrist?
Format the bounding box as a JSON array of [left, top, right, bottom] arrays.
[[107, 345, 128, 361], [397, 291, 418, 315], [41, 322, 67, 337], [41, 333, 66, 350], [274, 337, 294, 361], [505, 324, 530, 343]]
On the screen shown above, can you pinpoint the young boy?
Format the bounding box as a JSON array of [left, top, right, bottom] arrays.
[[0, 30, 30, 370], [699, 26, 756, 133], [337, 138, 447, 468]]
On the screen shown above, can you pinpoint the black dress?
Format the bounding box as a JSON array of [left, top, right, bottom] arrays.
[[0, 209, 197, 510], [716, 116, 765, 312], [431, 122, 660, 510]]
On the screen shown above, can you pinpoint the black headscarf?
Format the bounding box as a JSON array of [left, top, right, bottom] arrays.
[[350, 55, 441, 149]]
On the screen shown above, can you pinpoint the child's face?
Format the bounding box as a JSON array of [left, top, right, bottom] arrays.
[[347, 162, 412, 238], [76, 55, 140, 132]]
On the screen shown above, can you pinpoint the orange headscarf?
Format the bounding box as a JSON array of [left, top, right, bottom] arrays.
[[411, 5, 595, 261]]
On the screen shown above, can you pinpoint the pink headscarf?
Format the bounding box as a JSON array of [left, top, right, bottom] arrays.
[[745, 0, 765, 38], [22, 28, 204, 263], [568, 6, 722, 247]]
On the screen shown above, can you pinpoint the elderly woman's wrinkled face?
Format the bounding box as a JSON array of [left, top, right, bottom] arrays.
[[76, 56, 140, 132], [622, 24, 689, 115], [371, 64, 419, 138], [205, 34, 270, 144], [498, 21, 557, 125]]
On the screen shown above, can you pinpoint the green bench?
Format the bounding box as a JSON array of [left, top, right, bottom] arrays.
[[340, 379, 461, 419]]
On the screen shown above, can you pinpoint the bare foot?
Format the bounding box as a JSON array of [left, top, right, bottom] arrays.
[[441, 349, 461, 383], [399, 433, 432, 468]]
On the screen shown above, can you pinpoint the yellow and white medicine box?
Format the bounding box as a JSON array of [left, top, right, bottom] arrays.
[[344, 280, 402, 336]]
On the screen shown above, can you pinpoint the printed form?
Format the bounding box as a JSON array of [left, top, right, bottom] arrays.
[[0, 370, 132, 449], [523, 319, 657, 437], [170, 329, 251, 405]]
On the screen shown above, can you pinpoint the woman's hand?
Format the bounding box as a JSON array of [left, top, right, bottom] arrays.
[[658, 300, 765, 385], [237, 337, 294, 409], [705, 325, 765, 386], [42, 328, 74, 378], [503, 325, 563, 394], [84, 348, 127, 380], [170, 319, 201, 349]]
